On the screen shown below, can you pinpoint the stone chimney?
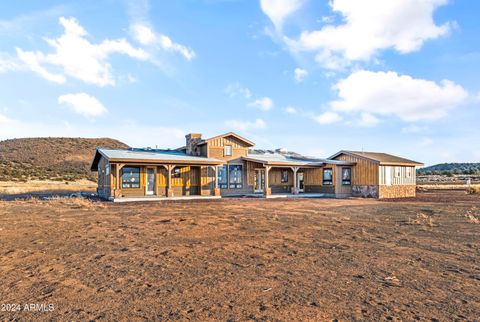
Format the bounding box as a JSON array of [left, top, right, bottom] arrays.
[[185, 133, 202, 155]]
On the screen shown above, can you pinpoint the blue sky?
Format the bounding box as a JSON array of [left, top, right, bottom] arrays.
[[0, 0, 479, 166]]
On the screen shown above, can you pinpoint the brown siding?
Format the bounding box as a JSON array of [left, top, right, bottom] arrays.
[[207, 136, 249, 161], [334, 154, 379, 185]]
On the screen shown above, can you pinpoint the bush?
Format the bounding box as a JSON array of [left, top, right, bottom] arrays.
[[467, 187, 480, 194]]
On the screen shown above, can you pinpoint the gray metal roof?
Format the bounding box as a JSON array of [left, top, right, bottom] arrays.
[[244, 153, 354, 166], [97, 148, 222, 164]]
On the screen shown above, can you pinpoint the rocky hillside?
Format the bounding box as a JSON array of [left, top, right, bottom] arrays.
[[0, 137, 128, 182]]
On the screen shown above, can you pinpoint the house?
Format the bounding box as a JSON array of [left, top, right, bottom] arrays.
[[329, 150, 424, 198], [90, 132, 423, 201]]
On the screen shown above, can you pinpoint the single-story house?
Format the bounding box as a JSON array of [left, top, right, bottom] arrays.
[[90, 132, 423, 201]]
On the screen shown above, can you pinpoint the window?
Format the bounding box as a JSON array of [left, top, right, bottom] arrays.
[[224, 145, 232, 156], [122, 167, 140, 188], [218, 165, 228, 189], [228, 164, 243, 189], [173, 167, 182, 178], [342, 167, 351, 185], [323, 168, 333, 185], [281, 170, 289, 183], [105, 164, 110, 176], [395, 166, 401, 178], [406, 167, 412, 178]]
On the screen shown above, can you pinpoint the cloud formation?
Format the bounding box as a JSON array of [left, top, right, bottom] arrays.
[[248, 97, 274, 111], [330, 70, 468, 121], [260, 0, 304, 31], [16, 17, 148, 86], [58, 92, 107, 118], [130, 23, 195, 61]]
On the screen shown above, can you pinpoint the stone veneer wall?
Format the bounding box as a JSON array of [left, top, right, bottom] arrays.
[[352, 185, 378, 198], [378, 185, 416, 199]]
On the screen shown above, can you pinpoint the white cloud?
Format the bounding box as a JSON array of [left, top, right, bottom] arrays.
[[58, 93, 107, 118], [271, 0, 451, 70], [0, 53, 22, 73], [283, 106, 297, 114], [225, 118, 266, 131], [294, 68, 308, 82], [356, 113, 379, 127], [330, 70, 468, 121], [224, 82, 252, 99], [260, 0, 304, 31], [130, 23, 195, 61], [313, 111, 342, 124], [16, 17, 148, 86], [248, 97, 274, 111]]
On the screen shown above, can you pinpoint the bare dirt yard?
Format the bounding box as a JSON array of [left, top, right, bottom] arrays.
[[1, 190, 479, 321]]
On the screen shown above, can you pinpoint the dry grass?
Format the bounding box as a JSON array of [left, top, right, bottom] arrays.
[[418, 183, 480, 190], [465, 207, 480, 224], [0, 180, 96, 194], [467, 186, 480, 194], [408, 212, 434, 226]]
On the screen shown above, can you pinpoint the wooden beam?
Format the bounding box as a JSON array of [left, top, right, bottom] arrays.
[[291, 166, 299, 194]]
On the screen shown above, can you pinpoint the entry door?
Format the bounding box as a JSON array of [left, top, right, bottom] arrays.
[[297, 172, 304, 192], [146, 168, 156, 195], [254, 169, 265, 192]]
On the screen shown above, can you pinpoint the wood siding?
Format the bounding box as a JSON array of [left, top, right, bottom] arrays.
[[207, 136, 249, 161], [333, 154, 379, 185], [379, 165, 416, 186]]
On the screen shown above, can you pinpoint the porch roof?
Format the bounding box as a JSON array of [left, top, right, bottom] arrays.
[[243, 153, 355, 167], [91, 147, 223, 171]]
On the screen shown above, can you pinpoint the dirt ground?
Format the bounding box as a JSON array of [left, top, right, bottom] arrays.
[[0, 191, 479, 321]]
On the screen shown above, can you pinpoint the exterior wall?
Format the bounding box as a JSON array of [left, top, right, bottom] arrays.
[[207, 136, 249, 161], [303, 166, 336, 194], [333, 154, 379, 186], [269, 168, 293, 194], [333, 153, 379, 198], [335, 165, 353, 198], [220, 160, 254, 196], [378, 185, 416, 198], [111, 164, 215, 198], [96, 156, 112, 199], [379, 165, 416, 185]]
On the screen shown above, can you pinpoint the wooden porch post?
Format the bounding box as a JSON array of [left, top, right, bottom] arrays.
[[264, 165, 271, 197], [164, 164, 174, 197], [291, 166, 299, 194], [114, 163, 124, 198], [211, 165, 221, 196]]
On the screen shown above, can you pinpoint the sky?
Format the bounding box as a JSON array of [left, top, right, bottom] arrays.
[[0, 0, 479, 166]]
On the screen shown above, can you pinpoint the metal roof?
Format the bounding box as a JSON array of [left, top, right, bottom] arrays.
[[97, 148, 223, 164], [244, 153, 354, 166], [330, 150, 424, 166]]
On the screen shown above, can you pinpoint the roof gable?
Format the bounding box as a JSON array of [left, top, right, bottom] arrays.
[[202, 132, 254, 147], [330, 150, 423, 166]]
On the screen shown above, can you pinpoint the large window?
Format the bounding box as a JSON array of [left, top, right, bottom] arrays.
[[218, 165, 228, 189], [224, 145, 232, 156], [342, 167, 351, 185], [122, 167, 140, 188], [281, 170, 289, 183], [228, 164, 243, 189], [323, 168, 333, 185]]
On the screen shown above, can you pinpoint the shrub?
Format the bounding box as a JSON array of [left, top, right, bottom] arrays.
[[467, 187, 480, 194]]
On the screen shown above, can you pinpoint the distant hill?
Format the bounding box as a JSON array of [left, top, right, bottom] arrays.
[[0, 137, 129, 182], [418, 163, 480, 175]]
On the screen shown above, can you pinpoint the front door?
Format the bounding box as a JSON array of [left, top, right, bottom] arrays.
[[146, 168, 156, 195], [297, 172, 304, 193], [254, 169, 265, 193]]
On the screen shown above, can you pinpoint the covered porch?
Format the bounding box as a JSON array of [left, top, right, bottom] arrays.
[[110, 162, 223, 200]]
